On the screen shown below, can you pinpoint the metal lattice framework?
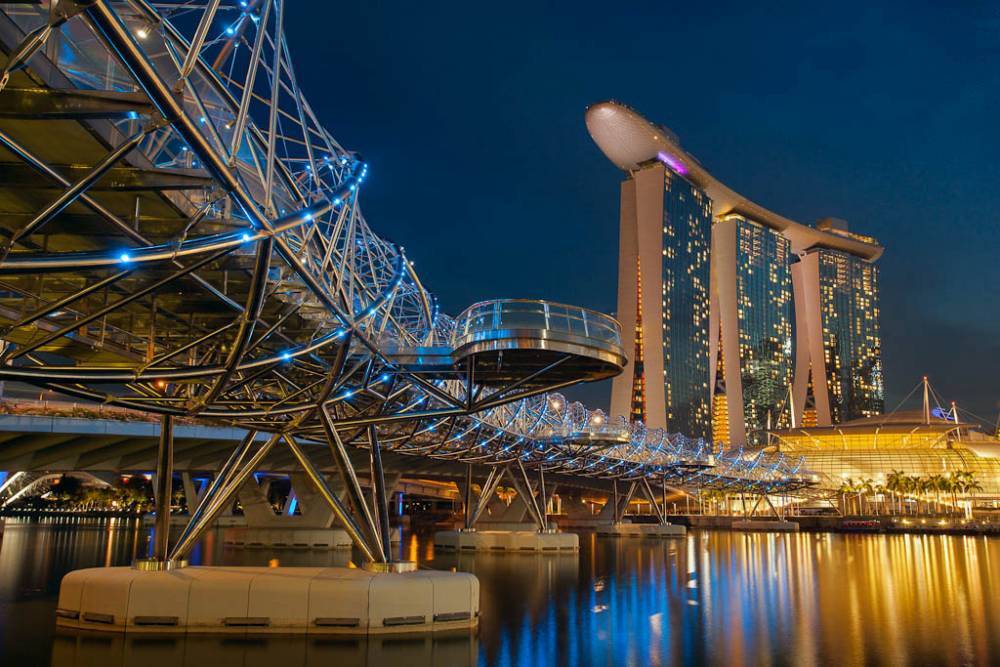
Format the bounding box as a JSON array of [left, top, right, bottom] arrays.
[[0, 1, 810, 562]]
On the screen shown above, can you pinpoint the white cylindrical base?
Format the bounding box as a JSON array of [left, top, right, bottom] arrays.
[[434, 530, 579, 552], [56, 565, 478, 635], [594, 523, 687, 538]]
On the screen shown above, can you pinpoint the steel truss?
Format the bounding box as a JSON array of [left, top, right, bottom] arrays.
[[0, 1, 811, 563]]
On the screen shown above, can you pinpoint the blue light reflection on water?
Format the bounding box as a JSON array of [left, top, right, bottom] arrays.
[[1, 519, 999, 666]]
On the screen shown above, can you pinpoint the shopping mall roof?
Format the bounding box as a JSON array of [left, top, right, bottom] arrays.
[[768, 410, 1000, 452]]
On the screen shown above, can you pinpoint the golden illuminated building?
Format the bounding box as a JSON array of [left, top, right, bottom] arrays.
[[629, 260, 646, 422], [769, 411, 1000, 499]]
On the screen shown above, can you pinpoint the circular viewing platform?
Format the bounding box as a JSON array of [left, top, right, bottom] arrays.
[[535, 425, 632, 449], [451, 300, 626, 386]]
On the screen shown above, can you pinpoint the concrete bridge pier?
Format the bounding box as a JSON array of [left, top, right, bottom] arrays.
[[220, 472, 401, 550], [435, 463, 578, 553], [731, 492, 800, 532], [594, 478, 687, 538], [58, 425, 475, 635]]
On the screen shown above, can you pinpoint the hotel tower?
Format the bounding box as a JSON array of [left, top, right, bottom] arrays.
[[586, 101, 884, 446]]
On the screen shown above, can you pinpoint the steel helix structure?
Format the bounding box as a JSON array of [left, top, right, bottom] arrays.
[[0, 1, 809, 561]]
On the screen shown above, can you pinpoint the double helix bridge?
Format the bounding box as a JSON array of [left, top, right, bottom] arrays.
[[0, 1, 812, 565]]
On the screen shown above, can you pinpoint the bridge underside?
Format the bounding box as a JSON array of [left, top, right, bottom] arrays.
[[0, 413, 652, 496]]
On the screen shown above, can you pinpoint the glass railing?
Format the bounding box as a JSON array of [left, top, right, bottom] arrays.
[[453, 299, 622, 348]]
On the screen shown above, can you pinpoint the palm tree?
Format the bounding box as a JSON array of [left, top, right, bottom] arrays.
[[887, 470, 906, 515], [925, 475, 939, 513], [961, 471, 983, 514], [905, 476, 920, 514], [900, 476, 916, 514], [860, 479, 876, 516], [914, 477, 928, 514], [947, 472, 961, 510], [874, 483, 887, 516], [932, 474, 951, 514], [837, 479, 854, 516]]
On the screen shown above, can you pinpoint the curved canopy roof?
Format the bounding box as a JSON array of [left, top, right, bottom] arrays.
[[585, 100, 883, 261]]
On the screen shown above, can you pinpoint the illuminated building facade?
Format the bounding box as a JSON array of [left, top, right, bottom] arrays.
[[792, 227, 884, 424], [769, 411, 1000, 499], [609, 160, 711, 438], [710, 215, 794, 445], [587, 101, 884, 445]]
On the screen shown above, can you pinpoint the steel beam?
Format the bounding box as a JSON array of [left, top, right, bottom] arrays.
[[169, 432, 280, 561], [0, 87, 153, 119], [0, 162, 212, 191], [283, 433, 382, 563], [367, 425, 392, 561], [152, 415, 174, 561]]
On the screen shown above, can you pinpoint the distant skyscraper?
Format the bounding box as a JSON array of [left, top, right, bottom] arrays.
[[710, 214, 794, 445], [792, 220, 884, 423], [587, 101, 884, 445], [609, 160, 711, 438]]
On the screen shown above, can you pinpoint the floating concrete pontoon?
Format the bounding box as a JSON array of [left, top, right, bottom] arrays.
[[51, 630, 479, 666], [595, 523, 686, 538], [731, 519, 800, 532], [221, 526, 401, 550], [56, 566, 478, 635], [434, 530, 578, 552], [222, 527, 353, 550]]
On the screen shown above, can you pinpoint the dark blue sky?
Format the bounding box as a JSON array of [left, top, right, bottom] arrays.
[[285, 2, 999, 424]]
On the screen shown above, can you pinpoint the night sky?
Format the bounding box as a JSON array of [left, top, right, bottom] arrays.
[[283, 2, 999, 425]]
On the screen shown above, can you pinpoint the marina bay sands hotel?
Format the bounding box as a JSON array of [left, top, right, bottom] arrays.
[[587, 101, 884, 447]]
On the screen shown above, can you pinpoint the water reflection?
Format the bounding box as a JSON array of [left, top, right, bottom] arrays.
[[1, 517, 998, 666], [50, 633, 477, 667]]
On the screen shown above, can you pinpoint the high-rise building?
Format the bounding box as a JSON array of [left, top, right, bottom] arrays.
[[710, 214, 794, 445], [609, 160, 712, 438], [586, 101, 884, 445], [791, 220, 884, 423]]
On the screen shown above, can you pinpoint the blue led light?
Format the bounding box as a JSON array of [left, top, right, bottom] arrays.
[[241, 233, 251, 242], [281, 351, 292, 361], [119, 253, 131, 263]]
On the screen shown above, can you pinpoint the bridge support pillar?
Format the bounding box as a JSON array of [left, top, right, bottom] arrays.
[[606, 480, 638, 525], [437, 465, 575, 551], [180, 472, 208, 514], [462, 464, 474, 531], [152, 415, 173, 562], [506, 460, 561, 533], [593, 478, 686, 538]]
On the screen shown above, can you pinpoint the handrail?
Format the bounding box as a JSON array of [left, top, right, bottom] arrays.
[[453, 298, 622, 348]]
